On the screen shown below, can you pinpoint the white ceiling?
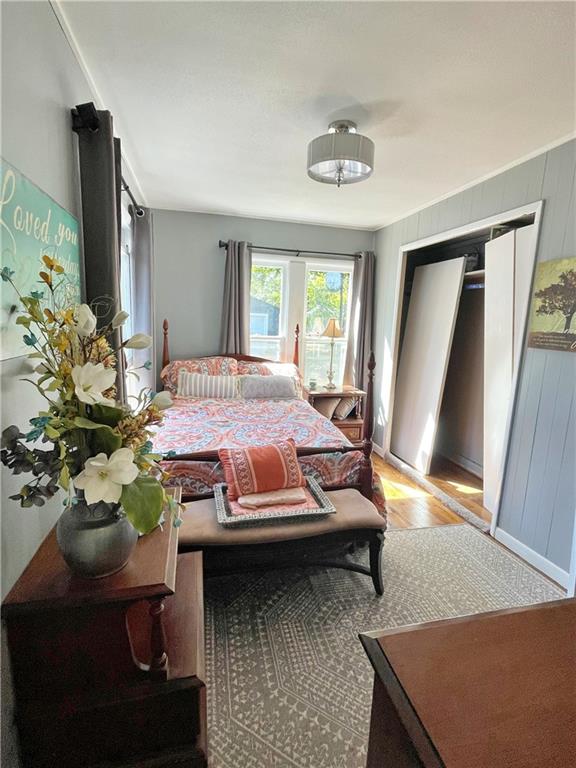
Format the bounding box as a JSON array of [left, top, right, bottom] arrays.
[[59, 1, 575, 229]]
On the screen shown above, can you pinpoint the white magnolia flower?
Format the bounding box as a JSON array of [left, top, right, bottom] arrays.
[[112, 310, 129, 329], [152, 391, 173, 410], [71, 362, 116, 405], [125, 333, 152, 349], [73, 448, 139, 504], [74, 304, 97, 337]]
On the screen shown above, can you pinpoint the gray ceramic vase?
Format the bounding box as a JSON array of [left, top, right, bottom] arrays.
[[56, 493, 138, 579]]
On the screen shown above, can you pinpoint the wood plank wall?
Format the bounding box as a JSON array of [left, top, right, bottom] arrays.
[[373, 139, 576, 573]]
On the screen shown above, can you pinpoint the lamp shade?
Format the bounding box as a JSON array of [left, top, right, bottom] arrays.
[[307, 120, 374, 187], [321, 318, 344, 339]]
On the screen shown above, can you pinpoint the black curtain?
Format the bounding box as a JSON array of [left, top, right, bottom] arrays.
[[72, 102, 125, 402]]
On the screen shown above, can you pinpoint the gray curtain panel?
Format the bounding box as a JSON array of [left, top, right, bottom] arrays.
[[220, 240, 252, 355], [128, 205, 154, 392], [344, 251, 375, 390], [72, 104, 125, 401]]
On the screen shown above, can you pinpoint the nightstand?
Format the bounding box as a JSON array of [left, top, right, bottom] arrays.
[[305, 386, 367, 445]]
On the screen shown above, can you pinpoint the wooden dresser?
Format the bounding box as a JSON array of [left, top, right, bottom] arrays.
[[360, 599, 576, 768], [2, 491, 207, 768]]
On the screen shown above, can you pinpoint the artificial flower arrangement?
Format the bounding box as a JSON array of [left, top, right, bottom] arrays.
[[1, 256, 179, 538]]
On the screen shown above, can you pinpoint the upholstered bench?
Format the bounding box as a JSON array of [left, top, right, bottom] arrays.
[[178, 488, 386, 595]]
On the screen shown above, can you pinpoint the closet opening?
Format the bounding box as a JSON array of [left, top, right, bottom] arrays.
[[387, 208, 539, 530]]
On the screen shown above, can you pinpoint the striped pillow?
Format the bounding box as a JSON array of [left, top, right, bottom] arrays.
[[177, 371, 238, 399], [219, 439, 305, 501]]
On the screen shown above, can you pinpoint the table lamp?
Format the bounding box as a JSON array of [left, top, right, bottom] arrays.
[[321, 318, 343, 389]]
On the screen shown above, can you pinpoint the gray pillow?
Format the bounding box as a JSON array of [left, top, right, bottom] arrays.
[[239, 374, 297, 399], [333, 396, 356, 420], [313, 397, 341, 420]]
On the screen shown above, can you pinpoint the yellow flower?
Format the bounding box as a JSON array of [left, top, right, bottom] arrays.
[[60, 309, 75, 326], [42, 255, 64, 273], [55, 332, 69, 353]]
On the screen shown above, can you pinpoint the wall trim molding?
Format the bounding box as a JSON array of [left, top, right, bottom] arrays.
[[494, 527, 569, 589], [375, 134, 575, 232], [49, 0, 147, 206], [437, 451, 483, 479]]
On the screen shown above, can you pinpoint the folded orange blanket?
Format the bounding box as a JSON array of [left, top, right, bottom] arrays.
[[238, 487, 307, 509]]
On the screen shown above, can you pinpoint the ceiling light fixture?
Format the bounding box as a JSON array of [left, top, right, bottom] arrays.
[[307, 120, 374, 187]]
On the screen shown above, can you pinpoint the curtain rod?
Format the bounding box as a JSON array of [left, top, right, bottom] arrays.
[[121, 178, 145, 218], [218, 240, 360, 259]]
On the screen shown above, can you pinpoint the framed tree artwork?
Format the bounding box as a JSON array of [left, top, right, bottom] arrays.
[[528, 256, 576, 352]]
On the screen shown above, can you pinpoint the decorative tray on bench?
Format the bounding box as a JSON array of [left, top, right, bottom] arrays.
[[213, 477, 336, 527]]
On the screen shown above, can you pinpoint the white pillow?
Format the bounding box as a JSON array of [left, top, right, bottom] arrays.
[[177, 371, 238, 398], [239, 374, 297, 399]]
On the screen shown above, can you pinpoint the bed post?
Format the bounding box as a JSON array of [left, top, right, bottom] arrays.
[[162, 318, 170, 370], [292, 324, 300, 368], [360, 351, 375, 499]]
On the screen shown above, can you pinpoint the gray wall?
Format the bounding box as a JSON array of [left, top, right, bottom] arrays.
[[1, 0, 93, 594], [374, 139, 576, 574], [1, 2, 93, 763], [152, 209, 373, 373]]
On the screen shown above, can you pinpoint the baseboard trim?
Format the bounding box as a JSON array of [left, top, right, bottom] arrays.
[[383, 452, 490, 532], [372, 441, 386, 458], [494, 527, 569, 588], [437, 451, 483, 479]]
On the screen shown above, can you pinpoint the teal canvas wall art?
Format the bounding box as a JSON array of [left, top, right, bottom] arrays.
[[0, 158, 81, 360]]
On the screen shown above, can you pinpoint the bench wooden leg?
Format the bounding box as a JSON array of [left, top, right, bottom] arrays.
[[369, 530, 385, 596]]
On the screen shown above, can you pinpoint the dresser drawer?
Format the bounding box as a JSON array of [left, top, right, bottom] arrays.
[[335, 419, 363, 443]]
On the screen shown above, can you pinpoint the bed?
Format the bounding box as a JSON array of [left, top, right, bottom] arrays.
[[155, 319, 385, 517]]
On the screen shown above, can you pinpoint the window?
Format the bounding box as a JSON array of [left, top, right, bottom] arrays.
[[304, 267, 352, 386], [249, 262, 286, 360], [119, 203, 137, 398], [250, 256, 353, 387]]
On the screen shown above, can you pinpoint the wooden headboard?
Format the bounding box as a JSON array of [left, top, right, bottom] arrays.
[[161, 318, 300, 370]]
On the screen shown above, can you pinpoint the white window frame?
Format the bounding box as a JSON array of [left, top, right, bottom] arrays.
[[249, 254, 354, 386]]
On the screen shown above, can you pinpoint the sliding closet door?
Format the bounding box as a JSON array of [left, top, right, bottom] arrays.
[[484, 225, 536, 513], [484, 231, 515, 512], [513, 225, 536, 371], [391, 257, 466, 473]]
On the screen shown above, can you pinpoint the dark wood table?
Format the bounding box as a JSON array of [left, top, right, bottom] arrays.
[[2, 488, 207, 768], [360, 598, 576, 768], [305, 385, 367, 444]]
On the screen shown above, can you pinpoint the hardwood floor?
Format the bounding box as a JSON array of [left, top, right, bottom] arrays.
[[428, 456, 491, 525], [374, 455, 465, 530]]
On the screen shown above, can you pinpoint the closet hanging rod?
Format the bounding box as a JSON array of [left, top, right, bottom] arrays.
[[218, 240, 360, 259]]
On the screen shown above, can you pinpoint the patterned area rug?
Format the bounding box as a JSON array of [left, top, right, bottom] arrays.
[[205, 525, 563, 768]]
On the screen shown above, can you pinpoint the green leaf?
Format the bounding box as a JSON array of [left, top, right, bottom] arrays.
[[59, 463, 70, 491], [73, 417, 122, 456], [89, 403, 125, 427], [74, 417, 108, 430], [120, 476, 164, 534], [44, 425, 60, 439], [91, 429, 122, 456]]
